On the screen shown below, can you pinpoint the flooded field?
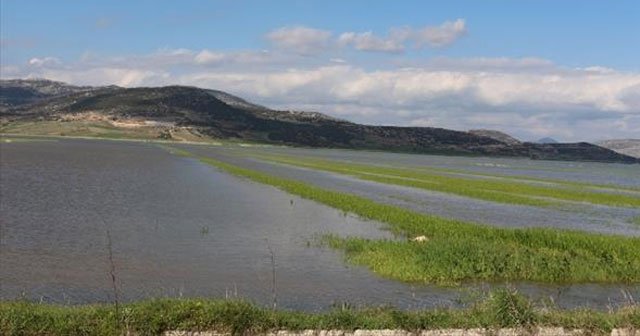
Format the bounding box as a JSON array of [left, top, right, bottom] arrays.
[[1, 137, 639, 311], [252, 146, 640, 188], [178, 144, 640, 236]]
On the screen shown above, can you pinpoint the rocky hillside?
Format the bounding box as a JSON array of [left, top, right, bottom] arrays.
[[468, 129, 521, 146], [1, 79, 637, 163], [596, 139, 640, 159]]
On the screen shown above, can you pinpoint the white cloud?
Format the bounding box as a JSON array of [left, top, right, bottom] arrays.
[[582, 66, 616, 74], [27, 67, 167, 87], [28, 57, 61, 67], [267, 19, 467, 55], [174, 62, 639, 141], [70, 48, 295, 71], [413, 19, 467, 47], [0, 65, 21, 77], [398, 57, 554, 71], [194, 50, 225, 65], [266, 26, 332, 55], [337, 31, 406, 53], [6, 52, 640, 142]]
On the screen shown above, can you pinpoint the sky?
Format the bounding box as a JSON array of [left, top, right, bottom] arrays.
[[1, 0, 639, 142]]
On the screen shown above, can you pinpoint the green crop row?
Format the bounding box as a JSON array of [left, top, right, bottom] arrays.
[[253, 154, 640, 208]]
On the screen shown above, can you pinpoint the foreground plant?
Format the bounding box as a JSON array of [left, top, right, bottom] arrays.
[[1, 290, 638, 335]]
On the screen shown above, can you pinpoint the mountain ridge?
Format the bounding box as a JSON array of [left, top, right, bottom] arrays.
[[1, 79, 637, 163]]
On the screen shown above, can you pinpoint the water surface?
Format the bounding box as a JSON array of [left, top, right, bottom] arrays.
[[179, 144, 640, 236], [1, 138, 638, 310]]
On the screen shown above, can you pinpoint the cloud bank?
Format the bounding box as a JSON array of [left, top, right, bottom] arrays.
[[266, 26, 332, 55], [413, 19, 467, 47], [266, 19, 467, 54], [2, 47, 639, 142]]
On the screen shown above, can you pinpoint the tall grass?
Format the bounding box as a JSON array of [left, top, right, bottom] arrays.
[[254, 154, 640, 208], [1, 290, 638, 335], [185, 154, 640, 285]]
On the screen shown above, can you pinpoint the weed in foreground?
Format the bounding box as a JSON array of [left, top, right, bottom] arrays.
[[1, 290, 638, 335]]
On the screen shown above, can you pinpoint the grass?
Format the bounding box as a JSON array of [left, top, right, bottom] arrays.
[[252, 153, 640, 209], [629, 216, 640, 227], [1, 290, 639, 335], [164, 148, 640, 285]]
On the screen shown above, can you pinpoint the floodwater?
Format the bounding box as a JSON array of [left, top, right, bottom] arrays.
[[250, 146, 640, 188], [1, 138, 639, 311], [178, 144, 640, 236]]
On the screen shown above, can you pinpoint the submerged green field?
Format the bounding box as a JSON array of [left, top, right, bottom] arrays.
[[2, 290, 638, 335], [252, 153, 640, 208], [164, 147, 640, 285]]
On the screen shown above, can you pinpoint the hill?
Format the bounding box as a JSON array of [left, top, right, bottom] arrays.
[[1, 79, 637, 163], [468, 129, 521, 146]]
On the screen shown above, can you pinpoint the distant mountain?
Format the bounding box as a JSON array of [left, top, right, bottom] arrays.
[[537, 137, 558, 144], [1, 79, 637, 163], [468, 129, 521, 146], [596, 139, 640, 159]]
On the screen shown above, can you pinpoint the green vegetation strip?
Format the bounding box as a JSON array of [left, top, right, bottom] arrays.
[[169, 149, 640, 285], [412, 164, 640, 194], [252, 153, 640, 208], [2, 290, 639, 335], [245, 151, 640, 194]]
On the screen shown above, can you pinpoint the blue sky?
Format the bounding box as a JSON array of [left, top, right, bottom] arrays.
[[1, 0, 639, 141], [3, 1, 639, 69]]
